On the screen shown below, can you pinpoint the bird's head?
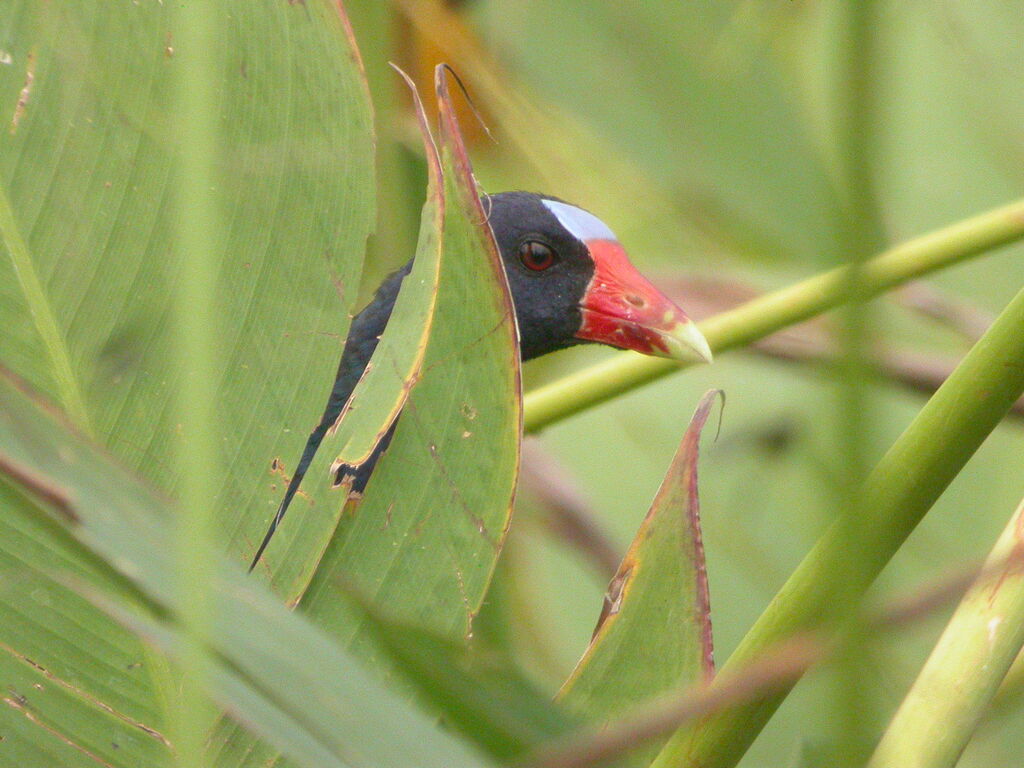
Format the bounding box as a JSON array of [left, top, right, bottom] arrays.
[[486, 191, 712, 364]]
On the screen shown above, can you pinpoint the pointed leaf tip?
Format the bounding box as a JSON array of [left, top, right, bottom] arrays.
[[558, 390, 722, 761]]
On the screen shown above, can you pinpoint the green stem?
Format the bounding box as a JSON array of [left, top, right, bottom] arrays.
[[523, 198, 1024, 433], [831, 3, 882, 765], [650, 281, 1024, 768], [0, 185, 92, 434], [868, 499, 1024, 768]]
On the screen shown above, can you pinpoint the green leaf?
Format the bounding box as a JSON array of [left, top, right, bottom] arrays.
[[213, 61, 524, 768], [0, 2, 376, 761], [210, 67, 449, 768], [0, 636, 171, 768], [253, 66, 445, 599], [325, 71, 443, 474], [86, 597, 367, 768], [0, 0, 376, 593], [297, 64, 521, 650], [351, 598, 581, 761], [0, 369, 495, 768], [557, 390, 718, 765], [0, 449, 174, 766]]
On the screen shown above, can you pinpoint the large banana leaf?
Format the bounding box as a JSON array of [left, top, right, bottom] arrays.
[[0, 0, 375, 762], [252, 68, 445, 599], [0, 0, 376, 573], [0, 368, 495, 768]]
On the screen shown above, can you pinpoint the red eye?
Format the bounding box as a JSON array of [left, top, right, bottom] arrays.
[[519, 240, 556, 271]]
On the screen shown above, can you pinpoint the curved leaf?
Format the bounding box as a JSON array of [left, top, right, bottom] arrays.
[[213, 62, 523, 768], [252, 66, 444, 598], [558, 391, 719, 765], [297, 63, 521, 651], [327, 70, 443, 472], [0, 369, 494, 768]]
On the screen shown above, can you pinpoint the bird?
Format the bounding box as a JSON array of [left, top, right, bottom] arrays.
[[249, 191, 712, 571]]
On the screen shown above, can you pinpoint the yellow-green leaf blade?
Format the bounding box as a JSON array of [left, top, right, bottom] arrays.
[[252, 66, 443, 599], [0, 369, 495, 768], [558, 391, 719, 764], [297, 63, 521, 648], [326, 71, 444, 473], [0, 0, 376, 588]]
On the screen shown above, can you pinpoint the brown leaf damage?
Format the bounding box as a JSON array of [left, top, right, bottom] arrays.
[[594, 565, 633, 636], [269, 458, 312, 504], [680, 389, 722, 678], [0, 639, 170, 747], [4, 692, 117, 768], [9, 49, 35, 134]]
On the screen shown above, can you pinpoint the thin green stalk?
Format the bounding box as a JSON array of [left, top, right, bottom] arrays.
[[831, 3, 883, 765], [0, 185, 92, 434], [868, 499, 1024, 768], [524, 198, 1024, 433], [172, 4, 220, 767], [650, 280, 1024, 768]]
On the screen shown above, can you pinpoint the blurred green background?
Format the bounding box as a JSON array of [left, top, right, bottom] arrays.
[[344, 1, 1024, 765]]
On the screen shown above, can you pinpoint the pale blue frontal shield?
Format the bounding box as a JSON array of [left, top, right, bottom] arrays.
[[541, 199, 618, 243]]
